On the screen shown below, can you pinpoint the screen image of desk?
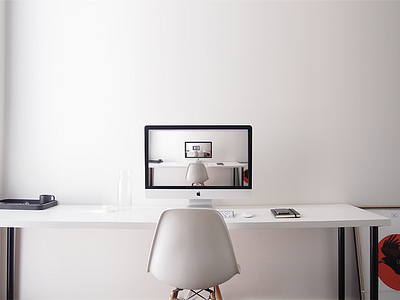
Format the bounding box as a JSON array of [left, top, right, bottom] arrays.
[[145, 125, 252, 188], [148, 161, 248, 187]]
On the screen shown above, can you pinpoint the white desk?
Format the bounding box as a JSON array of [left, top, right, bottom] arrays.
[[148, 161, 247, 186], [0, 204, 390, 300], [149, 161, 247, 168]]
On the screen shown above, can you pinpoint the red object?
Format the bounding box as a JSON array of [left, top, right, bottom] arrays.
[[378, 234, 400, 291], [243, 169, 248, 184]]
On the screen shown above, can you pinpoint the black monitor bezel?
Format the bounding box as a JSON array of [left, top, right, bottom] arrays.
[[144, 124, 252, 190]]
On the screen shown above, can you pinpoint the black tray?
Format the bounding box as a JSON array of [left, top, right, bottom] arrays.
[[0, 199, 58, 210]]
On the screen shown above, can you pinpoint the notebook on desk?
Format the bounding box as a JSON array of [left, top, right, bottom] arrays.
[[271, 208, 301, 218]]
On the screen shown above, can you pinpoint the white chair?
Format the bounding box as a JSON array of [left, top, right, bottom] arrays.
[[185, 160, 209, 186], [147, 208, 240, 300]]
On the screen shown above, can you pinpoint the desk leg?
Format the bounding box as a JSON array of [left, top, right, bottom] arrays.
[[239, 167, 243, 186], [232, 167, 244, 187], [370, 226, 378, 300], [149, 168, 154, 186], [7, 227, 15, 300], [338, 227, 345, 300]]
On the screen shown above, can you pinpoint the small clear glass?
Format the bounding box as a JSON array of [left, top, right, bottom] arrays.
[[117, 170, 132, 211]]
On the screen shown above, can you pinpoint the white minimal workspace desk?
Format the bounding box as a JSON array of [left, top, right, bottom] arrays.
[[0, 203, 390, 300]]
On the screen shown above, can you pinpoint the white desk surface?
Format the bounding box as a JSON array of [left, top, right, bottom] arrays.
[[149, 161, 247, 168], [0, 204, 390, 230]]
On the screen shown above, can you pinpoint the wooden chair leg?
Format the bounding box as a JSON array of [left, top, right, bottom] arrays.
[[210, 290, 216, 300], [214, 286, 223, 300], [169, 287, 180, 300]]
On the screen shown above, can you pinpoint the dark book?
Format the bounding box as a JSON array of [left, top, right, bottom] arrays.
[[271, 208, 301, 218]]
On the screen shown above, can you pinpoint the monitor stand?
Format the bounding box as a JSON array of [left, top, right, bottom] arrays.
[[188, 198, 213, 209]]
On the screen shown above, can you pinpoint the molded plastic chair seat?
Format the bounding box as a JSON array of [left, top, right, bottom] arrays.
[[147, 208, 240, 299]]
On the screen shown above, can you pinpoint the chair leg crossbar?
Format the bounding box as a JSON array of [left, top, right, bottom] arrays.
[[170, 287, 221, 300]]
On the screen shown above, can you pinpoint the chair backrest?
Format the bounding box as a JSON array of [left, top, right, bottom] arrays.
[[147, 208, 240, 290], [185, 161, 209, 184]]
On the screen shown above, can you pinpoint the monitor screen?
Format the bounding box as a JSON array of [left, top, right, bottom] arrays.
[[144, 125, 252, 206]]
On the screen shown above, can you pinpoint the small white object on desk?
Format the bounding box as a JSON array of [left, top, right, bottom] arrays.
[[241, 211, 253, 218], [102, 205, 117, 212]]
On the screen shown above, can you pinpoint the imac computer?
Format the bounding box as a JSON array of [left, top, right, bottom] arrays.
[[144, 125, 252, 207]]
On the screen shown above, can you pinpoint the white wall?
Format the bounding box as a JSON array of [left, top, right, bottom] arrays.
[[0, 1, 7, 298], [0, 0, 5, 195], [4, 0, 400, 207], [3, 1, 400, 299], [149, 130, 248, 163]]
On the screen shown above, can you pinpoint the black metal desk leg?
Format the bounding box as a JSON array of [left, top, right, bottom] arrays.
[[149, 168, 154, 186], [7, 227, 15, 300], [338, 227, 345, 300], [370, 226, 378, 300]]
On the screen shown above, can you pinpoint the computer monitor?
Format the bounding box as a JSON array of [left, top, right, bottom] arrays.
[[144, 125, 252, 207]]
